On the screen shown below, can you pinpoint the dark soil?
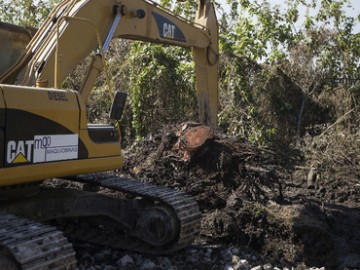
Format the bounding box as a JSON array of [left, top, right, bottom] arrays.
[[117, 123, 360, 270]]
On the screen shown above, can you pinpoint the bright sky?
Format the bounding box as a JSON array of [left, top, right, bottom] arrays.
[[217, 0, 360, 33]]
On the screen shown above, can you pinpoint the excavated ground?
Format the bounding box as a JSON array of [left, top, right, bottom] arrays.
[[54, 123, 359, 270], [114, 124, 360, 269]]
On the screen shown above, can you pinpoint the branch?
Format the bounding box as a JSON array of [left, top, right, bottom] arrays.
[[319, 109, 354, 138]]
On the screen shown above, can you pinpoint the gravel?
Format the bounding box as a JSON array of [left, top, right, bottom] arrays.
[[74, 242, 326, 270]]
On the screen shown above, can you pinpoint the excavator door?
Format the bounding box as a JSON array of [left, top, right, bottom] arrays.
[[0, 85, 81, 168]]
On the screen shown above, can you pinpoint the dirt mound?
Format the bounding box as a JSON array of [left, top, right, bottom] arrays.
[[120, 123, 360, 269]]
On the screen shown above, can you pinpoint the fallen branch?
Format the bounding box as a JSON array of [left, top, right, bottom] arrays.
[[319, 109, 354, 137]]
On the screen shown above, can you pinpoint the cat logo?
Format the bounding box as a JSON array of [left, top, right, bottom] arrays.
[[152, 12, 186, 43], [163, 23, 175, 39], [6, 134, 79, 165], [6, 140, 34, 164]]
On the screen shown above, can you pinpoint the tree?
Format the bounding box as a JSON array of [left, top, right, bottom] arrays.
[[0, 0, 58, 26], [218, 0, 359, 143]]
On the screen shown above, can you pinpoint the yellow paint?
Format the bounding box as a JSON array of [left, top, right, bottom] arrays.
[[12, 153, 28, 163]]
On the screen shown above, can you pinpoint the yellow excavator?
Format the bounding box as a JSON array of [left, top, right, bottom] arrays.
[[0, 0, 218, 268]]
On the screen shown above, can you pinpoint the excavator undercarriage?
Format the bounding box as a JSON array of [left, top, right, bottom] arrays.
[[0, 173, 201, 254], [0, 173, 202, 268]]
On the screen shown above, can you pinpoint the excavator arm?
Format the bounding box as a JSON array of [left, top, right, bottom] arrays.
[[1, 0, 218, 125]]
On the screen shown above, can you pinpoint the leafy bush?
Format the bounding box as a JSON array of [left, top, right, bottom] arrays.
[[127, 43, 197, 138]]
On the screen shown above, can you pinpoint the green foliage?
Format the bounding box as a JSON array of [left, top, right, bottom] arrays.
[[0, 0, 58, 26], [160, 0, 197, 21], [222, 0, 359, 73], [128, 42, 197, 138], [221, 0, 295, 62], [219, 0, 359, 144]]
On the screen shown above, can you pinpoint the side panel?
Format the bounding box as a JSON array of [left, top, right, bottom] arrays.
[[2, 85, 82, 167], [0, 85, 124, 186]]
